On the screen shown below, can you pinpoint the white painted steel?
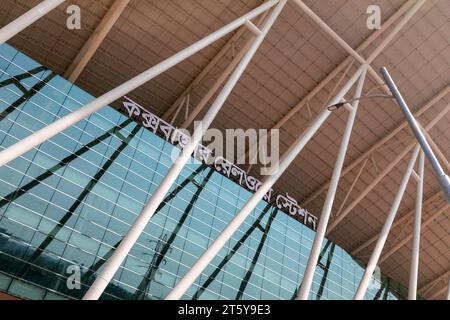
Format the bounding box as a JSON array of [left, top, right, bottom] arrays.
[[0, 0, 280, 168], [0, 0, 65, 44], [297, 68, 367, 300], [354, 145, 421, 300], [82, 0, 285, 300]]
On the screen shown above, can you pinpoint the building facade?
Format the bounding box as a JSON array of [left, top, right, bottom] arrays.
[[0, 44, 409, 300]]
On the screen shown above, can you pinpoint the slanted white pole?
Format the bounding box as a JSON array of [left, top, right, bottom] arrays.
[[165, 63, 368, 300], [0, 0, 66, 44], [180, 37, 253, 129], [354, 144, 421, 300], [0, 0, 279, 168], [300, 0, 427, 208], [382, 67, 450, 203], [408, 150, 424, 300], [297, 68, 367, 300], [82, 0, 286, 300]]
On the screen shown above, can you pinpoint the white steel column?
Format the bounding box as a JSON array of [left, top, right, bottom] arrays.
[[238, 0, 417, 167], [266, 0, 414, 131], [354, 145, 421, 300], [64, 0, 130, 82], [304, 87, 450, 208], [382, 67, 450, 203], [0, 0, 66, 44], [379, 205, 449, 266], [165, 63, 368, 300], [82, 0, 287, 300], [296, 68, 367, 300], [408, 150, 424, 300], [291, 0, 391, 95], [0, 0, 279, 168], [246, 0, 426, 189], [352, 191, 443, 256], [326, 102, 450, 235], [379, 203, 449, 264]]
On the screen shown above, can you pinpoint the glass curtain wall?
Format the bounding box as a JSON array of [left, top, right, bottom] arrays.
[[0, 44, 408, 300]]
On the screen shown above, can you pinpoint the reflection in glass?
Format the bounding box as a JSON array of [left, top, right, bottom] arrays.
[[0, 44, 410, 300], [192, 203, 277, 300], [0, 65, 56, 121], [14, 123, 141, 279]]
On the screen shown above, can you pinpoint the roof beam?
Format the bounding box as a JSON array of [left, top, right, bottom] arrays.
[[178, 11, 270, 129], [419, 270, 450, 297], [335, 158, 369, 218], [351, 191, 443, 255], [0, 0, 66, 44], [302, 84, 450, 207], [428, 285, 448, 300], [238, 0, 415, 166], [326, 102, 450, 234], [379, 203, 449, 263], [423, 129, 450, 173], [162, 8, 269, 121], [291, 0, 392, 95], [63, 0, 130, 82], [270, 0, 414, 130], [179, 36, 253, 129]]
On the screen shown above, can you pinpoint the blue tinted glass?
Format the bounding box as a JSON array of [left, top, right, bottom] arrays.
[[0, 44, 409, 300]]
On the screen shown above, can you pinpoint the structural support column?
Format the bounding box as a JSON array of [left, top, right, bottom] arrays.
[[382, 67, 450, 203], [82, 0, 287, 300], [326, 103, 450, 235], [64, 0, 130, 82], [354, 145, 421, 300], [165, 63, 368, 300], [180, 35, 254, 129], [408, 150, 424, 300], [0, 0, 279, 168], [163, 10, 269, 122], [0, 0, 66, 44], [266, 0, 414, 133], [291, 0, 392, 95], [296, 68, 367, 300], [301, 0, 434, 208], [238, 0, 419, 167], [352, 191, 442, 256], [380, 203, 449, 264]]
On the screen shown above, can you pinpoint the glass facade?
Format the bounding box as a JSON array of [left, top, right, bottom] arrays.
[[0, 44, 409, 300]]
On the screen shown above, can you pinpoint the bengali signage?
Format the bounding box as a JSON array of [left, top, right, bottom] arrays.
[[120, 97, 318, 231]]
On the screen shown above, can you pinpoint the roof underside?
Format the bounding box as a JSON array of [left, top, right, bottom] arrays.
[[0, 0, 449, 299]]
